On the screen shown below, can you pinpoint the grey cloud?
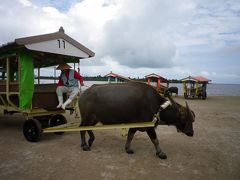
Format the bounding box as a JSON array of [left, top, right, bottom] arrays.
[[0, 1, 58, 44], [101, 25, 176, 68], [96, 2, 181, 68], [96, 0, 197, 69]]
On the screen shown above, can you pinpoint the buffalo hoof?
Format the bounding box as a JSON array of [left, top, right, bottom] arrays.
[[126, 149, 134, 154], [88, 140, 93, 147], [156, 152, 167, 159], [82, 145, 91, 151], [88, 137, 95, 147]]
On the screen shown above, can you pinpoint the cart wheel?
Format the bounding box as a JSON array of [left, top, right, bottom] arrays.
[[50, 114, 67, 135], [23, 119, 42, 142]]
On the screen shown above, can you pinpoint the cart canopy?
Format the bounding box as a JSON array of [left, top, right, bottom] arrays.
[[0, 27, 95, 68], [0, 27, 95, 110], [181, 76, 211, 83]]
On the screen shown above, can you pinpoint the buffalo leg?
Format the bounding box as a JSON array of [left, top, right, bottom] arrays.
[[80, 131, 91, 151], [125, 128, 137, 154], [87, 130, 95, 147], [146, 128, 167, 159]]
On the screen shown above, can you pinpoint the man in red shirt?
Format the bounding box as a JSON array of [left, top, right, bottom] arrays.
[[56, 63, 84, 109]]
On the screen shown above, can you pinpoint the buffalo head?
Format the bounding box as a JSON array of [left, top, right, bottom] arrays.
[[167, 95, 195, 136]]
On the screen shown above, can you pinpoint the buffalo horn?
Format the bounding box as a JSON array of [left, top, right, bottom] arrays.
[[185, 101, 195, 122]]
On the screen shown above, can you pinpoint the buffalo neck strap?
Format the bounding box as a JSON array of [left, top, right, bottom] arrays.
[[160, 100, 172, 109], [152, 100, 172, 125]]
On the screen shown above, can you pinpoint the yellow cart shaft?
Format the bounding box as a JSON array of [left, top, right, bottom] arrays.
[[43, 121, 155, 133]]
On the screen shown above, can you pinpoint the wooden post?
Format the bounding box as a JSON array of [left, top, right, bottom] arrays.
[[6, 57, 9, 100], [157, 78, 161, 91], [78, 60, 80, 73], [54, 67, 56, 84], [196, 81, 198, 95], [183, 81, 186, 93], [37, 67, 40, 84]]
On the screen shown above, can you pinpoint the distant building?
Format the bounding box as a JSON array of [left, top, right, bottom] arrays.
[[105, 71, 131, 83]]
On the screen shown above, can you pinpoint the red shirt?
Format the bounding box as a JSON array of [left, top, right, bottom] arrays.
[[57, 70, 84, 86]]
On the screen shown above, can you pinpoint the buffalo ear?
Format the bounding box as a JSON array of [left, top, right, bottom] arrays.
[[185, 101, 195, 122]]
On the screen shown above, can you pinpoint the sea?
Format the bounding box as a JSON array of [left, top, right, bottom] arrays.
[[168, 83, 240, 96], [39, 80, 240, 96]]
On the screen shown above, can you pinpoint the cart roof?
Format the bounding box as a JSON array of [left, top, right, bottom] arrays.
[[181, 76, 211, 83], [0, 27, 95, 66], [105, 71, 131, 81], [145, 73, 169, 83]]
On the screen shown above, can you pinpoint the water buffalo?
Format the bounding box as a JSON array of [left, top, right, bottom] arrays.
[[78, 82, 195, 159], [168, 86, 178, 96]]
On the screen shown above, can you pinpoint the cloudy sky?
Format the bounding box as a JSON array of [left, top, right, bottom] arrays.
[[1, 0, 240, 84]]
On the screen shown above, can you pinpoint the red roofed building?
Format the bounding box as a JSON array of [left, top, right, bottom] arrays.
[[105, 71, 131, 83]]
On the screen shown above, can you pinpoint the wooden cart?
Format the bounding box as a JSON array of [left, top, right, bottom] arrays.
[[181, 76, 211, 99], [0, 27, 95, 141]]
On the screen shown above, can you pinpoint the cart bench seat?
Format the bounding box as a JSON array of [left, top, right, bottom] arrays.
[[0, 83, 60, 108], [32, 84, 59, 108]]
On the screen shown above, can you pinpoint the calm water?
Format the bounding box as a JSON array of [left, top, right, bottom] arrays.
[[40, 80, 240, 96], [168, 83, 240, 96]]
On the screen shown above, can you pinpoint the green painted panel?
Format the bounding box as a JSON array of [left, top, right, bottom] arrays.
[[19, 50, 34, 110]]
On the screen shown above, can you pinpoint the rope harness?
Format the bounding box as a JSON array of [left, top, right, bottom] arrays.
[[152, 100, 172, 125]]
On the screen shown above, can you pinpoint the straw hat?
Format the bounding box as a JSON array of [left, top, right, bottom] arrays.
[[56, 63, 72, 70]]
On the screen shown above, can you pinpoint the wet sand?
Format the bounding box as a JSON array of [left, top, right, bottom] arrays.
[[0, 96, 240, 180]]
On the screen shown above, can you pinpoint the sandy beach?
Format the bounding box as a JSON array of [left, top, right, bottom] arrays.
[[0, 96, 239, 180]]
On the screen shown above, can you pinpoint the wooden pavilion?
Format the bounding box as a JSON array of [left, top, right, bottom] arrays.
[[181, 76, 211, 99], [145, 73, 169, 95], [105, 71, 131, 83]]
